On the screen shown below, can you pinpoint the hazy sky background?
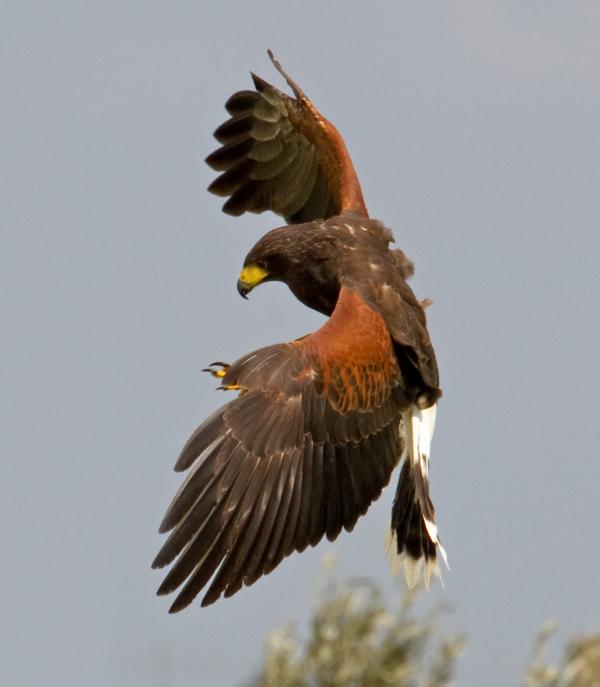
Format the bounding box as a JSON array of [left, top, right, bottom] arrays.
[[2, 2, 599, 686]]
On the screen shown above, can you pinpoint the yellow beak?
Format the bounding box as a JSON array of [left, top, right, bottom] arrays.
[[237, 264, 269, 298]]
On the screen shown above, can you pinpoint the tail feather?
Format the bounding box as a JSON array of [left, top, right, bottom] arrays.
[[386, 403, 448, 588]]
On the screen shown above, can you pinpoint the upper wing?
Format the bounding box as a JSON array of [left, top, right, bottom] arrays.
[[152, 288, 408, 611], [376, 278, 440, 396], [338, 269, 439, 400], [206, 50, 367, 224]]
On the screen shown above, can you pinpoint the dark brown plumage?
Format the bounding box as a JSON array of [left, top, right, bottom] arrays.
[[206, 50, 366, 223], [153, 55, 446, 612]]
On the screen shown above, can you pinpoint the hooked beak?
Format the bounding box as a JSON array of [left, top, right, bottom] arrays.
[[237, 279, 251, 299], [237, 264, 269, 299]]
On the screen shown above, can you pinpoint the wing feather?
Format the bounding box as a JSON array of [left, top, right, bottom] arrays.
[[154, 288, 409, 610], [206, 53, 366, 223], [261, 448, 300, 575], [242, 452, 293, 585]]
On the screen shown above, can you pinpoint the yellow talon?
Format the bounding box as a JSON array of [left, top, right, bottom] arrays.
[[202, 362, 242, 392], [202, 361, 230, 379]]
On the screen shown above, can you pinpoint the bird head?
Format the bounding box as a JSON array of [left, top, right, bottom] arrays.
[[237, 224, 343, 314]]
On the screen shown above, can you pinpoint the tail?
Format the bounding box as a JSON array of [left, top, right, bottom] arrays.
[[385, 403, 448, 588]]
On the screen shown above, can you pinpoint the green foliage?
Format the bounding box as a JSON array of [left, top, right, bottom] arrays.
[[252, 578, 465, 687], [251, 568, 600, 687], [524, 622, 600, 687]]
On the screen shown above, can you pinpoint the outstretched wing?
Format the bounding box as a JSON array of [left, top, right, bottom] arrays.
[[206, 50, 367, 224], [153, 288, 409, 611]]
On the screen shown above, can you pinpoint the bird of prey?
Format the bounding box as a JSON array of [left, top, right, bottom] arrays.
[[153, 51, 447, 612]]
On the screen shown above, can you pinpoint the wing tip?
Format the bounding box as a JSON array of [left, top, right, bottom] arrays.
[[251, 71, 269, 92], [168, 597, 188, 614]]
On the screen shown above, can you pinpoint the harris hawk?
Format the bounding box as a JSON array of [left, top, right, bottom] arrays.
[[153, 52, 447, 612]]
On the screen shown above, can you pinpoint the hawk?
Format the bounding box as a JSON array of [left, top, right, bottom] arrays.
[[153, 52, 447, 612]]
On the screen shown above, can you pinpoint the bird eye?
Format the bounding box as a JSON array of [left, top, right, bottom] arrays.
[[256, 260, 267, 269]]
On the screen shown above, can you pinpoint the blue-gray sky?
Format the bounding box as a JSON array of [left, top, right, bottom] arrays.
[[2, 2, 599, 686]]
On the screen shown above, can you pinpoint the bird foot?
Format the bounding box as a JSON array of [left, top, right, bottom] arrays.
[[202, 362, 230, 379]]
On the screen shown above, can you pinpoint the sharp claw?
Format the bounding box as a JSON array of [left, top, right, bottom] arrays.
[[203, 362, 231, 380]]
